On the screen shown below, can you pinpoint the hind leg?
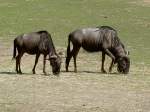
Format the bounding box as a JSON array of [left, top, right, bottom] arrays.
[[101, 52, 107, 73], [16, 55, 19, 73], [43, 54, 47, 74], [16, 52, 24, 74], [109, 59, 114, 73], [18, 53, 24, 74], [66, 51, 73, 72], [72, 46, 81, 73], [66, 45, 80, 72], [104, 49, 115, 73]]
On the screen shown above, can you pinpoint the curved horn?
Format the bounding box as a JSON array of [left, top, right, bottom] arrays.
[[127, 51, 130, 55], [45, 55, 57, 60], [58, 51, 63, 56], [50, 55, 57, 59]]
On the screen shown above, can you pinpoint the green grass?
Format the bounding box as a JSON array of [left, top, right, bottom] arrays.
[[0, 0, 150, 65]]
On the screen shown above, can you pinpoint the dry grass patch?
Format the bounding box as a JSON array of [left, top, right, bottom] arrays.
[[143, 0, 150, 3], [0, 41, 150, 112], [130, 0, 150, 6]]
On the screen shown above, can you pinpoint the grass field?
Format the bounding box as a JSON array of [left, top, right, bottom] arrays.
[[0, 0, 150, 112]]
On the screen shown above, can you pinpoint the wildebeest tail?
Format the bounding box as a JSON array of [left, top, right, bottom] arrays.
[[67, 33, 71, 56], [12, 39, 17, 60]]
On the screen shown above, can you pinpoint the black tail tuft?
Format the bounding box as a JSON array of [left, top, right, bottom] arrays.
[[67, 34, 71, 57], [12, 39, 17, 60]]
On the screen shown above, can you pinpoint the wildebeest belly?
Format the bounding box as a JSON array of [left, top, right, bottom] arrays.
[[81, 41, 102, 52], [80, 28, 102, 52], [24, 46, 39, 54]]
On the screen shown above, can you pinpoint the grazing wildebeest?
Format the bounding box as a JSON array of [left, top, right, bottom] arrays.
[[13, 30, 61, 75], [66, 26, 130, 74]]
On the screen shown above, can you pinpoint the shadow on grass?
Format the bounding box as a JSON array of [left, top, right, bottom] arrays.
[[0, 71, 32, 75], [61, 70, 120, 75], [0, 71, 60, 77]]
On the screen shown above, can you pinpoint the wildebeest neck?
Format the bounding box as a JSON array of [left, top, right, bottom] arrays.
[[110, 44, 127, 60], [38, 30, 57, 56], [47, 39, 57, 56]]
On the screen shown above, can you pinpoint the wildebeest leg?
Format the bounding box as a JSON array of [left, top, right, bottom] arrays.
[[43, 54, 47, 74], [109, 59, 114, 72], [101, 52, 107, 73], [104, 49, 115, 73], [72, 46, 80, 73], [16, 55, 19, 73], [32, 54, 40, 74], [17, 53, 24, 74], [66, 51, 73, 72], [104, 49, 115, 60]]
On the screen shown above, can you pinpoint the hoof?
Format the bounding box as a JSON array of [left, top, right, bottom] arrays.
[[44, 73, 49, 76], [109, 68, 112, 73], [101, 70, 107, 74], [43, 71, 47, 75], [18, 71, 22, 74], [32, 71, 36, 74], [109, 70, 112, 73], [66, 69, 69, 72], [74, 70, 77, 73]]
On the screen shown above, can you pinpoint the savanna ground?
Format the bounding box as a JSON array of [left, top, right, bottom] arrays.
[[0, 0, 150, 112]]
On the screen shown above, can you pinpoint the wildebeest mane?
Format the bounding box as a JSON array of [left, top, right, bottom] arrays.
[[99, 26, 128, 56], [37, 30, 49, 34], [97, 26, 121, 48], [37, 30, 56, 54], [97, 25, 117, 32], [36, 30, 52, 40]]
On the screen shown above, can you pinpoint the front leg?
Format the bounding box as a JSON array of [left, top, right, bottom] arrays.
[[43, 54, 47, 74], [109, 59, 114, 73], [32, 54, 40, 74], [104, 49, 115, 73]]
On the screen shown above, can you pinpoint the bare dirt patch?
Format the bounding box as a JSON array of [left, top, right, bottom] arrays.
[[130, 0, 150, 7], [0, 40, 150, 112], [143, 0, 150, 3]]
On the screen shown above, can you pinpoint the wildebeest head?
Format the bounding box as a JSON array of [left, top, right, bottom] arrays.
[[49, 54, 62, 75], [117, 56, 130, 74]]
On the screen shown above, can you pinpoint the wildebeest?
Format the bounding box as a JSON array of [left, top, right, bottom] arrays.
[[13, 30, 61, 75], [66, 26, 130, 74]]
